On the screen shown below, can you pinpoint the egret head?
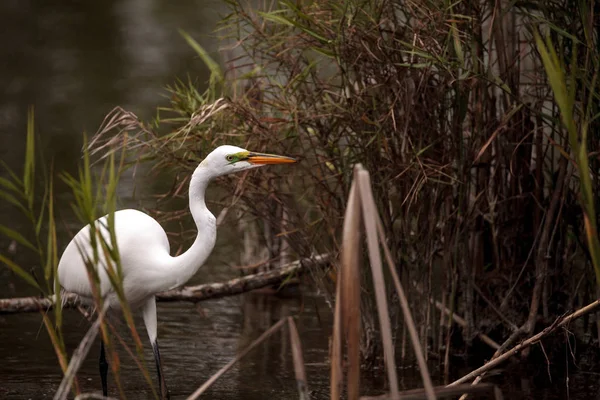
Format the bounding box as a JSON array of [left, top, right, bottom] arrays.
[[199, 145, 296, 178]]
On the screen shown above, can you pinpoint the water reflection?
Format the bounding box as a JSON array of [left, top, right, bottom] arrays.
[[0, 291, 334, 399]]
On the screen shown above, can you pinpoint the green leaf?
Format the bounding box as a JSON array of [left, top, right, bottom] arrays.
[[310, 46, 335, 58], [0, 224, 38, 252], [0, 160, 22, 187], [0, 254, 41, 290], [0, 176, 22, 196], [258, 11, 294, 27], [44, 174, 57, 283], [0, 189, 29, 216], [535, 32, 572, 133], [180, 30, 224, 87], [450, 22, 464, 65], [258, 11, 331, 44]]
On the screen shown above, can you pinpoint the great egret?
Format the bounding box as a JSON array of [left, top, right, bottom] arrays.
[[57, 145, 296, 399]]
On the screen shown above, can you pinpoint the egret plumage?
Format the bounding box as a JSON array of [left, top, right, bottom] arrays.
[[57, 145, 296, 398]]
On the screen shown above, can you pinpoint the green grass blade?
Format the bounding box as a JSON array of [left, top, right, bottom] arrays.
[[258, 11, 294, 27], [0, 176, 22, 195], [0, 224, 38, 252], [45, 173, 57, 283], [0, 160, 24, 188], [0, 254, 41, 290], [0, 189, 30, 216], [535, 30, 600, 285], [36, 178, 49, 236], [180, 30, 224, 87]]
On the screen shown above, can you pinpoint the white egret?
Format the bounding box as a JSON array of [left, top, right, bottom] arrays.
[[57, 145, 296, 399]]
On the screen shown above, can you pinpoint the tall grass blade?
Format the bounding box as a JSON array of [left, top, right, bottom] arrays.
[[0, 190, 29, 216], [0, 159, 23, 187], [42, 312, 76, 394], [54, 303, 109, 400], [0, 176, 21, 194], [0, 225, 38, 252], [35, 176, 49, 236], [0, 254, 42, 290], [534, 31, 600, 285], [180, 30, 224, 90]]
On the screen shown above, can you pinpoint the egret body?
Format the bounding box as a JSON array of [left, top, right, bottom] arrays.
[[57, 145, 295, 398]]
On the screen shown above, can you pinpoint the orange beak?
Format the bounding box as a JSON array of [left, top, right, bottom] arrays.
[[247, 152, 296, 165]]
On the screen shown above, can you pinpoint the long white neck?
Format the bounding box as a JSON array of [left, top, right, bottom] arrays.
[[163, 166, 217, 291]]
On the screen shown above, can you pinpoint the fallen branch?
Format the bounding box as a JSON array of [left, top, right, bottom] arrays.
[[0, 254, 330, 314], [448, 298, 600, 387], [359, 383, 502, 400]]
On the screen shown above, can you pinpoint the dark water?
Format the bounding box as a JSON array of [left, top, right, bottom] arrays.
[[0, 292, 336, 399], [0, 1, 598, 399]]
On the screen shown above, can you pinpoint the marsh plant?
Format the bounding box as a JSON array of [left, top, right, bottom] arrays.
[[0, 112, 163, 398], [90, 0, 600, 367]]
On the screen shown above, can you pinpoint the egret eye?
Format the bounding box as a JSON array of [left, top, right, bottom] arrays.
[[226, 155, 236, 163]]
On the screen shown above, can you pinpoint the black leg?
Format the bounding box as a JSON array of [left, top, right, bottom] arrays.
[[99, 339, 109, 397], [152, 339, 170, 400]]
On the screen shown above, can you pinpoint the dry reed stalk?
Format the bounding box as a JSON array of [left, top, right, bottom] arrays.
[[342, 168, 362, 400], [287, 317, 310, 400], [356, 169, 399, 398], [365, 174, 436, 400], [330, 257, 344, 400], [187, 318, 287, 399]]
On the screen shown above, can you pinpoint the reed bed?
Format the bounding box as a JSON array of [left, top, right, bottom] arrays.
[[86, 0, 600, 372]]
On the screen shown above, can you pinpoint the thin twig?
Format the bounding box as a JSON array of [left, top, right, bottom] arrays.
[[448, 299, 600, 387]]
